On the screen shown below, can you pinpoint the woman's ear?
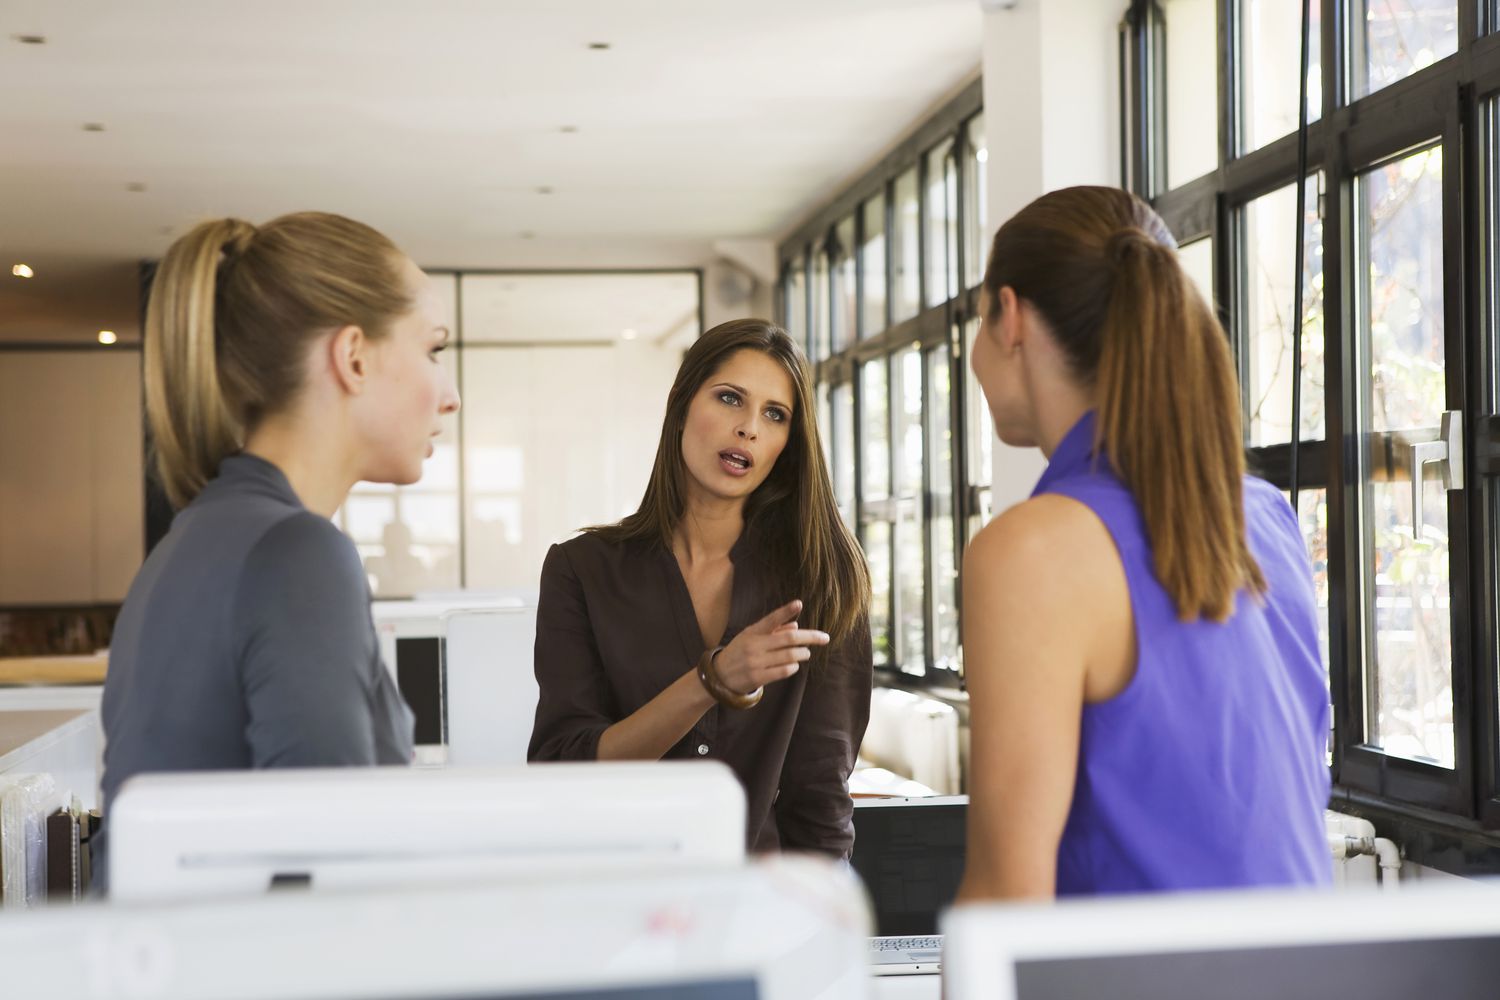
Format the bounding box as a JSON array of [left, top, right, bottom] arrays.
[[997, 286, 1025, 355], [329, 324, 369, 395]]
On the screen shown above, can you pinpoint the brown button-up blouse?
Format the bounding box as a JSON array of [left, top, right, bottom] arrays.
[[527, 528, 873, 859]]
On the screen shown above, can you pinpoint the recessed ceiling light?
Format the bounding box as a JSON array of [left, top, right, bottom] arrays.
[[621, 329, 638, 341], [98, 331, 117, 345], [126, 182, 147, 193], [12, 264, 34, 278], [12, 34, 46, 45], [519, 231, 536, 240], [588, 42, 611, 50], [536, 186, 553, 195], [83, 123, 105, 132], [560, 125, 579, 134]]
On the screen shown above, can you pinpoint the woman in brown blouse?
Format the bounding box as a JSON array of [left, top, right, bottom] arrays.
[[528, 319, 873, 859]]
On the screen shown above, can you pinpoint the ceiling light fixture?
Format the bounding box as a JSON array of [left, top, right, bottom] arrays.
[[560, 125, 579, 134], [536, 186, 553, 195], [98, 331, 117, 345], [588, 42, 611, 50], [12, 34, 46, 45], [12, 264, 34, 278], [83, 123, 105, 132], [519, 231, 536, 240], [126, 182, 147, 193]]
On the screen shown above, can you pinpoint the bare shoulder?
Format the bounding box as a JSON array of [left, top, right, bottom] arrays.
[[966, 494, 1119, 593]]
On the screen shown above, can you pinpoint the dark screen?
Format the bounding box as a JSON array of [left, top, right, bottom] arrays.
[[1015, 936, 1500, 1000], [849, 802, 967, 937], [395, 636, 445, 746]]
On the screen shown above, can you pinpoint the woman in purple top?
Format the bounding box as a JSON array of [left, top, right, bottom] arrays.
[[956, 186, 1331, 900]]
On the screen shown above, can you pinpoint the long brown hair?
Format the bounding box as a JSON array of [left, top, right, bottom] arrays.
[[982, 185, 1264, 622], [589, 319, 870, 649], [144, 212, 410, 508]]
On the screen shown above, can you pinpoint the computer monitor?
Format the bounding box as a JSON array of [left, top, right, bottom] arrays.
[[850, 795, 967, 937], [4, 856, 871, 999], [442, 605, 539, 766], [942, 880, 1500, 1000], [371, 595, 530, 764], [108, 761, 746, 902]]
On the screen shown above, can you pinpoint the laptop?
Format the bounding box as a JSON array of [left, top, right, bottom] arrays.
[[849, 794, 968, 976]]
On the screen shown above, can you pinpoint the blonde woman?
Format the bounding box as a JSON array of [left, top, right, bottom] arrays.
[[99, 213, 459, 884]]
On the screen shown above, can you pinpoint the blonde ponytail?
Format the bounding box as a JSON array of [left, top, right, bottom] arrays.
[[143, 211, 410, 509], [144, 219, 256, 509], [982, 186, 1265, 622]]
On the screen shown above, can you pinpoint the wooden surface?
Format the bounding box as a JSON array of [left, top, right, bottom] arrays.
[[0, 654, 108, 687]]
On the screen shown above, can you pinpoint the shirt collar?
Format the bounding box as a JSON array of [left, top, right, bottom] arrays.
[[1031, 410, 1100, 497]]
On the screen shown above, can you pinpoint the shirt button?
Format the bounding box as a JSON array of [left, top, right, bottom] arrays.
[[696, 744, 709, 756]]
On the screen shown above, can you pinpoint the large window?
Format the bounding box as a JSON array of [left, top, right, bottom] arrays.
[[337, 271, 701, 599], [1125, 0, 1500, 869], [777, 81, 983, 688]]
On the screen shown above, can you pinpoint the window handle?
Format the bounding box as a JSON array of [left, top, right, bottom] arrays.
[[1411, 411, 1464, 541]]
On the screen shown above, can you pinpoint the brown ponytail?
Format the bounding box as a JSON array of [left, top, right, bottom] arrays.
[[982, 187, 1264, 622], [144, 212, 410, 508]]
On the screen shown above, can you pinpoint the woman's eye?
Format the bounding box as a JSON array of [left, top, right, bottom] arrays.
[[718, 390, 741, 406], [429, 344, 447, 361], [765, 408, 787, 424]]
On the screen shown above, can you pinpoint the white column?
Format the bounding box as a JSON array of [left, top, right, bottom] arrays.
[[978, 0, 1122, 515]]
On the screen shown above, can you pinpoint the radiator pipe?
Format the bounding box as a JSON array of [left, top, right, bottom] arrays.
[[1328, 834, 1403, 890]]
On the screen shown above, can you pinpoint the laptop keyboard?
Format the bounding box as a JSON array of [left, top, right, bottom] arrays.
[[871, 936, 943, 953]]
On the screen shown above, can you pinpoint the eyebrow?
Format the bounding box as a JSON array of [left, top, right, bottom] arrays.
[[715, 381, 791, 413]]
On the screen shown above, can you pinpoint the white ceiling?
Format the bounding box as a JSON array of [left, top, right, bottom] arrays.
[[0, 0, 981, 342]]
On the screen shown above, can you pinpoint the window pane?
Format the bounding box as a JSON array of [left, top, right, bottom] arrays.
[[833, 216, 857, 354], [784, 253, 807, 351], [926, 345, 959, 673], [1357, 0, 1457, 99], [812, 249, 831, 363], [832, 382, 855, 526], [865, 520, 893, 668], [1179, 237, 1215, 308], [925, 138, 959, 308], [1165, 0, 1219, 187], [1238, 0, 1322, 153], [862, 359, 891, 502], [964, 316, 994, 539], [1243, 177, 1326, 446], [1356, 146, 1453, 768], [963, 114, 988, 291], [458, 273, 695, 592], [892, 167, 921, 324], [861, 195, 887, 338], [893, 348, 925, 675]]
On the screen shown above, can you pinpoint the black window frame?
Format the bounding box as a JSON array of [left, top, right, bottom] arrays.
[[776, 79, 983, 692], [1124, 0, 1500, 873]]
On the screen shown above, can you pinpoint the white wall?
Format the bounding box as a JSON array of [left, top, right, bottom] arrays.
[[978, 0, 1122, 515], [0, 351, 144, 605]]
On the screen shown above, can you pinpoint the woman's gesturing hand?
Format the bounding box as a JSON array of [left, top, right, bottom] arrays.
[[713, 599, 831, 696]]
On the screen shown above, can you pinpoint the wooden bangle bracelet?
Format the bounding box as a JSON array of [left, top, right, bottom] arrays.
[[697, 644, 764, 710]]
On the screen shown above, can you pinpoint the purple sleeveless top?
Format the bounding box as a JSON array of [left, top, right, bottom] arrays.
[[1033, 412, 1331, 894]]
